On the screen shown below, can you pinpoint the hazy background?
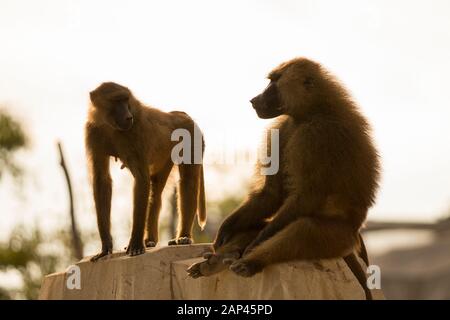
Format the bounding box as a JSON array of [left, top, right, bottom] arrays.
[[1, 0, 450, 299]]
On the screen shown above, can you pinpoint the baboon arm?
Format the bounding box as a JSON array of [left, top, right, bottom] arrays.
[[214, 189, 281, 249], [243, 195, 299, 253], [232, 190, 280, 226], [225, 173, 283, 228]]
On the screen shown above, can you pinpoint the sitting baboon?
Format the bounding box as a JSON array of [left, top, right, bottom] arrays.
[[188, 58, 380, 299], [86, 82, 206, 261]]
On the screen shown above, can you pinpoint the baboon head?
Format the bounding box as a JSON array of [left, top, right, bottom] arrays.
[[250, 58, 325, 120], [90, 82, 134, 131]]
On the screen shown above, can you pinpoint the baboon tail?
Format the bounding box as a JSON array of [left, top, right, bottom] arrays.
[[343, 253, 373, 300], [197, 165, 207, 230], [357, 233, 370, 265]]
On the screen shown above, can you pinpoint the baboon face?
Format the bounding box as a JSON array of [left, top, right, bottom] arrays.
[[250, 80, 282, 119], [90, 82, 134, 131], [251, 58, 318, 120]]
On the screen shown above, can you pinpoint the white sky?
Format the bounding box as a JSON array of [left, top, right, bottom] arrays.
[[1, 0, 450, 241]]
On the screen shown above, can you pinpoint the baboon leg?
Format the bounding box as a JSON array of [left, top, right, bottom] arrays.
[[90, 152, 113, 262], [242, 196, 299, 255], [126, 168, 151, 256], [230, 217, 357, 277], [169, 163, 201, 245], [214, 179, 283, 249], [145, 161, 173, 247], [343, 253, 373, 300]]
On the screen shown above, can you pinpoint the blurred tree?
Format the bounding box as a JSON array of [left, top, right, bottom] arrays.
[[0, 109, 28, 179], [0, 110, 76, 299], [57, 141, 84, 260], [0, 226, 74, 300]]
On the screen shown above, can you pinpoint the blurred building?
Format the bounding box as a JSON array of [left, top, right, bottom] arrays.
[[368, 218, 450, 299]]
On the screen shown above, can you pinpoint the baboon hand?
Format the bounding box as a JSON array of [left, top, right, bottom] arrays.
[[187, 251, 241, 278], [186, 261, 205, 278], [144, 239, 157, 248], [90, 249, 113, 262], [186, 251, 221, 278]]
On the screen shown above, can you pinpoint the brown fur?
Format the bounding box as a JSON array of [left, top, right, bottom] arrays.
[[86, 82, 206, 261], [188, 58, 379, 299]]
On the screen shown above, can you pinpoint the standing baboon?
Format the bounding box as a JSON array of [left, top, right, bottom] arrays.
[[188, 58, 380, 299], [86, 82, 206, 261]]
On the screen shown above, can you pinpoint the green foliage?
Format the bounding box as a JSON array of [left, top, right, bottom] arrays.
[[0, 226, 71, 300], [0, 110, 28, 179], [215, 196, 243, 219], [193, 194, 244, 243]]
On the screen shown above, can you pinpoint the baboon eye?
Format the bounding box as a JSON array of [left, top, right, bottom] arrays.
[[109, 93, 129, 102], [268, 73, 281, 82], [268, 77, 278, 86]]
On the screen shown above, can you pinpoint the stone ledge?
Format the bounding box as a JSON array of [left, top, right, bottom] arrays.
[[39, 244, 384, 300]]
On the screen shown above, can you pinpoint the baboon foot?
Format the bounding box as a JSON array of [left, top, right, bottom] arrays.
[[145, 239, 157, 248], [90, 249, 112, 262], [125, 241, 146, 256], [168, 237, 193, 245]]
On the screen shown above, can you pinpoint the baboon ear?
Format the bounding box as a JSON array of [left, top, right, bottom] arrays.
[[303, 76, 315, 89]]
